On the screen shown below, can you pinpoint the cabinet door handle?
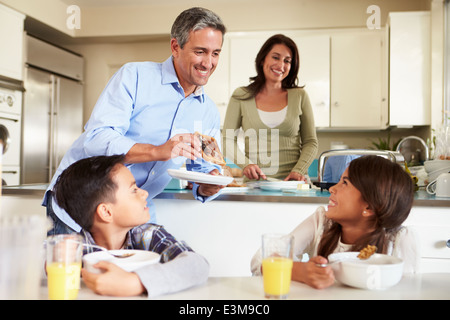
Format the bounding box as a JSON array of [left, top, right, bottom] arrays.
[[333, 102, 339, 107]]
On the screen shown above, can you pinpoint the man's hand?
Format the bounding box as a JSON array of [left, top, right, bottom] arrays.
[[197, 168, 225, 197], [125, 133, 202, 163], [162, 133, 202, 161]]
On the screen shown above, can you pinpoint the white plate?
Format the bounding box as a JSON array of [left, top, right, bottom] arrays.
[[83, 249, 160, 273], [221, 187, 249, 193], [259, 181, 305, 191], [167, 169, 234, 185]]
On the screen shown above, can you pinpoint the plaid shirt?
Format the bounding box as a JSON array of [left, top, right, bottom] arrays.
[[81, 223, 193, 263]]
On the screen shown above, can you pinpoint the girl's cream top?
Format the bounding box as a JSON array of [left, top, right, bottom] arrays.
[[251, 206, 421, 275]]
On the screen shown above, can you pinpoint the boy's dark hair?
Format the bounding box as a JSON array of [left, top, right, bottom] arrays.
[[53, 155, 126, 231]]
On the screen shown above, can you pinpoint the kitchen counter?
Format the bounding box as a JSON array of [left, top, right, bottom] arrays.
[[4, 183, 450, 276], [3, 183, 450, 207], [39, 273, 450, 300]]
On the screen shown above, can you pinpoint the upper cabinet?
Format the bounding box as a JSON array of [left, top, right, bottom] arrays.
[[293, 35, 330, 128], [0, 4, 25, 81], [388, 12, 431, 127], [209, 28, 386, 129], [207, 14, 432, 130], [330, 30, 386, 129]]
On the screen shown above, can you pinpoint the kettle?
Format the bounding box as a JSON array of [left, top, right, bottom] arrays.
[[426, 172, 450, 198]]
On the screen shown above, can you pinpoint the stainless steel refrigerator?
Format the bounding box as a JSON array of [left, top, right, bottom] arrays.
[[22, 35, 83, 184]]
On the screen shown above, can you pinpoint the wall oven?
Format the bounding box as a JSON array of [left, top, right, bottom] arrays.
[[0, 75, 23, 185]]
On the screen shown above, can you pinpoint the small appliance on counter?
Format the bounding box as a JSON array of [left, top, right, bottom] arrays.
[[315, 149, 405, 191]]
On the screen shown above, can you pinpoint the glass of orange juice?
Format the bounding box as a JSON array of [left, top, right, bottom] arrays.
[[46, 234, 83, 300], [261, 234, 294, 299]]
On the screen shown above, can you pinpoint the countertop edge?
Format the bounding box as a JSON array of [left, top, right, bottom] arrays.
[[2, 186, 449, 207]]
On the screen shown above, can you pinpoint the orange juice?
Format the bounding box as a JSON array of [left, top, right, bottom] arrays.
[[262, 257, 293, 298], [46, 262, 81, 300]]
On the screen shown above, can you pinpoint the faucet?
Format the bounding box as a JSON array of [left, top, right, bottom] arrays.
[[395, 136, 429, 163]]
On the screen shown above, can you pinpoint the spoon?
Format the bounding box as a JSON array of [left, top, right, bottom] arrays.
[[316, 260, 340, 268], [83, 243, 135, 258]]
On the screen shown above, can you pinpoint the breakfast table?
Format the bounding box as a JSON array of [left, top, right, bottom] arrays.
[[39, 273, 450, 300]]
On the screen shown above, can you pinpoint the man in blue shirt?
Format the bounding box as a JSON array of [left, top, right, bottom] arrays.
[[44, 7, 227, 235]]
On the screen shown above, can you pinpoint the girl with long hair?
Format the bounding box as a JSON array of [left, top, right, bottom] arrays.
[[251, 155, 419, 289]]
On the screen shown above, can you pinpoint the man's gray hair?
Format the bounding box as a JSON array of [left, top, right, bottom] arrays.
[[171, 7, 226, 48]]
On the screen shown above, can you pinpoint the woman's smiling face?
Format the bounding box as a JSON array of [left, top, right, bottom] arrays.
[[261, 43, 292, 84]]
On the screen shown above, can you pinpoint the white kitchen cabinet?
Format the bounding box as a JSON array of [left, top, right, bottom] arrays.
[[330, 30, 385, 128], [0, 4, 25, 81], [388, 12, 431, 127], [203, 37, 231, 125], [404, 207, 450, 273], [294, 35, 330, 127], [216, 29, 386, 129], [227, 33, 271, 96]]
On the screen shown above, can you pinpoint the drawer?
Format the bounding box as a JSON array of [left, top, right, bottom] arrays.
[[420, 258, 450, 273], [414, 226, 450, 259]]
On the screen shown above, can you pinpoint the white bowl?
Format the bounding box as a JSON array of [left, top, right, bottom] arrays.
[[82, 249, 160, 274], [424, 160, 450, 173], [328, 252, 404, 290]]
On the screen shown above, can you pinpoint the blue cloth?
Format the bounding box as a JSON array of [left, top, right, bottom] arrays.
[[323, 155, 361, 183], [43, 57, 222, 232]]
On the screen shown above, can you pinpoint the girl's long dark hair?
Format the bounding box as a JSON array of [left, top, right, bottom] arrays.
[[317, 155, 415, 258], [238, 34, 302, 100]]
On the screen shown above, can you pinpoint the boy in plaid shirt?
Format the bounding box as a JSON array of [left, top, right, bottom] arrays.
[[53, 155, 209, 297]]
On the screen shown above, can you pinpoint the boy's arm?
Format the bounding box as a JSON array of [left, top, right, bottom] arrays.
[[81, 261, 146, 296], [134, 251, 209, 297]]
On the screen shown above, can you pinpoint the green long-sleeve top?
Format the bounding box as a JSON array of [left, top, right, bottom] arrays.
[[222, 87, 318, 179]]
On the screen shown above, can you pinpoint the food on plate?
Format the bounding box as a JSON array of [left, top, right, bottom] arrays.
[[194, 132, 226, 167], [223, 166, 246, 187], [357, 245, 377, 259], [229, 167, 243, 177]]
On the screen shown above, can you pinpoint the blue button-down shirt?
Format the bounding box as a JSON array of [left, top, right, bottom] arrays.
[[43, 57, 222, 232]]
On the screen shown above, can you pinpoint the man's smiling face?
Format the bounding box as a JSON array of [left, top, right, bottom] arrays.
[[171, 27, 223, 96]]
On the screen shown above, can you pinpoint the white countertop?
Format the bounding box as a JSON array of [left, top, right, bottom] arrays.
[[40, 273, 450, 300]]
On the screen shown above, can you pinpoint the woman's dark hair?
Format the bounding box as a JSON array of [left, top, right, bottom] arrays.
[[239, 34, 302, 99], [53, 155, 126, 231], [317, 155, 415, 258]]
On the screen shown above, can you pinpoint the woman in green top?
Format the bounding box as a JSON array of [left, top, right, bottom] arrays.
[[223, 34, 318, 181]]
